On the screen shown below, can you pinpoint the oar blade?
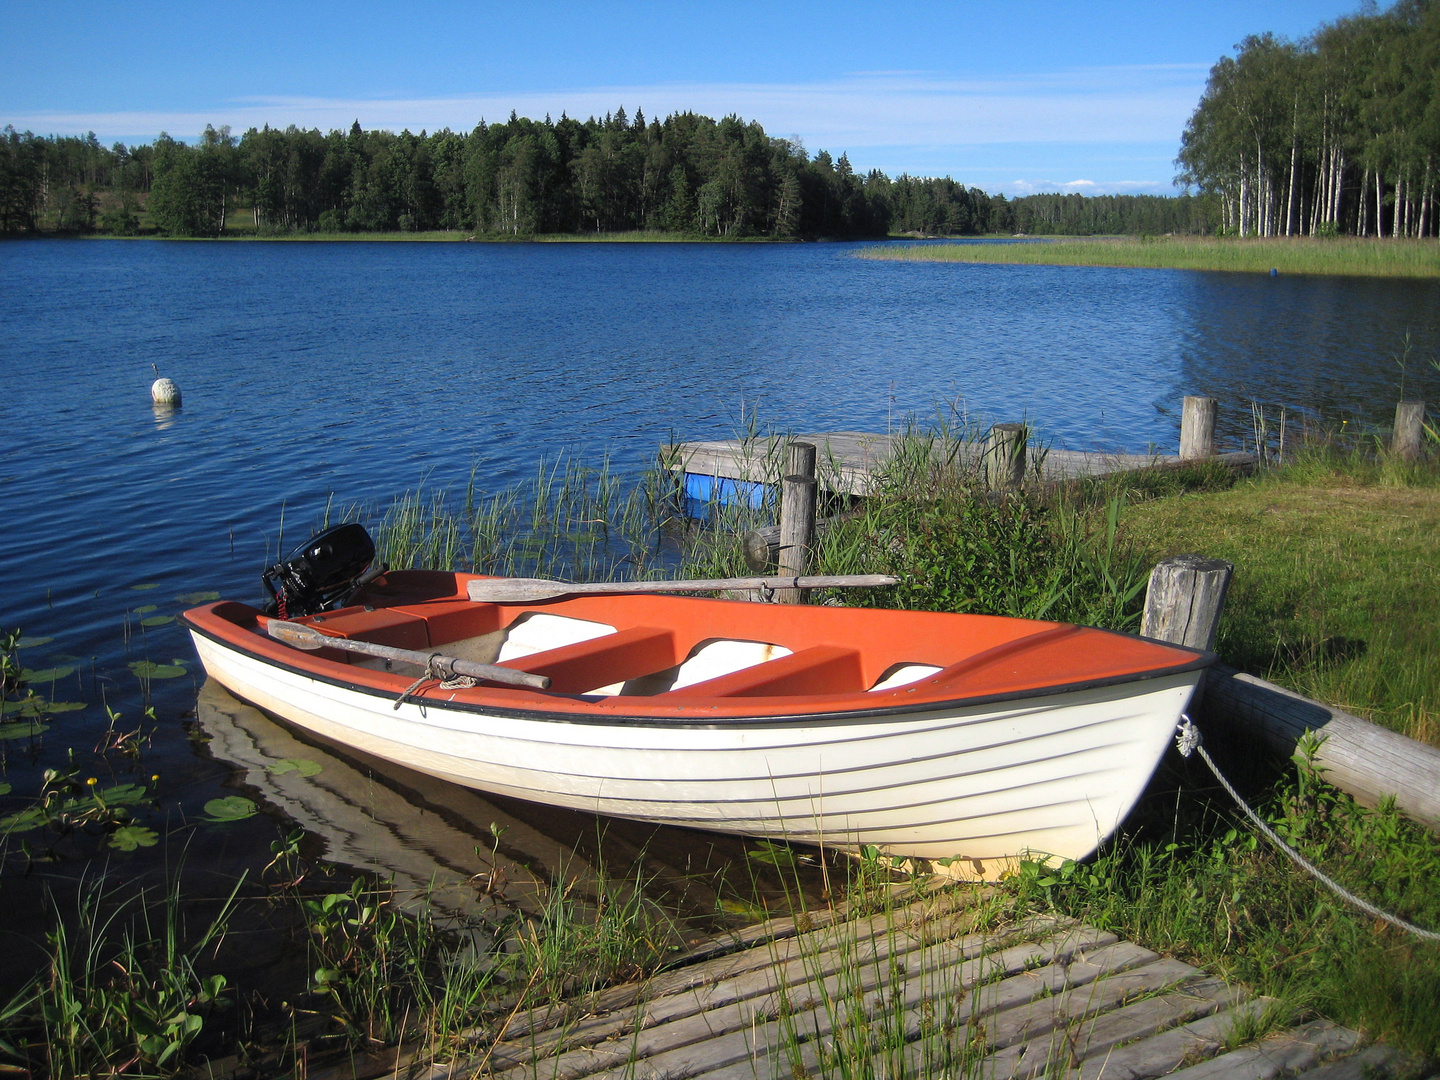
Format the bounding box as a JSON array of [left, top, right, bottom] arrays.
[[265, 620, 328, 650], [467, 578, 569, 603]]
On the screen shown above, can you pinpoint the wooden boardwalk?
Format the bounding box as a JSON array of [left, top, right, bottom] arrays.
[[396, 888, 1421, 1080], [668, 432, 1255, 497]]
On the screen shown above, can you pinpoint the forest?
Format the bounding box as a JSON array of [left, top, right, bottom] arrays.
[[1178, 0, 1439, 237], [0, 110, 1213, 240]]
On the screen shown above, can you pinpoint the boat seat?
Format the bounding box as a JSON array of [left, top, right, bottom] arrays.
[[659, 645, 865, 698], [307, 609, 430, 652], [500, 627, 680, 695]]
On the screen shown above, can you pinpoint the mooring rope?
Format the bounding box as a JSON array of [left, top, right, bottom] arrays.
[[1174, 715, 1440, 943]]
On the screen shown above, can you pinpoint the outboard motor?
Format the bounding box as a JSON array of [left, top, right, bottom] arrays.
[[261, 523, 383, 618]]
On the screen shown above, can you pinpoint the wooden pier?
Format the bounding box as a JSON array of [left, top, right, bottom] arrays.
[[668, 430, 1256, 499], [391, 887, 1418, 1080]]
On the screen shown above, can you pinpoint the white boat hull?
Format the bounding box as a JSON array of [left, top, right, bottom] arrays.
[[191, 630, 1198, 877]]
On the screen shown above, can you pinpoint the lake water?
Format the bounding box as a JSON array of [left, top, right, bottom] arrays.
[[2, 238, 1438, 982]]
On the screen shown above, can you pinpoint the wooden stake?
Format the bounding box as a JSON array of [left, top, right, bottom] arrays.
[[1141, 554, 1233, 652], [984, 423, 1027, 490], [1393, 400, 1425, 462], [1179, 396, 1217, 460], [777, 441, 818, 605]]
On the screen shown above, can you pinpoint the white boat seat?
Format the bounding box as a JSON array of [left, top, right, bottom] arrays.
[[499, 626, 680, 694], [659, 645, 864, 698]]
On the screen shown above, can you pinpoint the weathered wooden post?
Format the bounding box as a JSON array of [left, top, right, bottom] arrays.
[[984, 423, 1027, 490], [1141, 554, 1233, 651], [1393, 400, 1426, 461], [1179, 396, 1217, 460], [777, 441, 817, 604]]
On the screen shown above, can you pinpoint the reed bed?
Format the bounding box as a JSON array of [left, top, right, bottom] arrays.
[[859, 235, 1440, 277]]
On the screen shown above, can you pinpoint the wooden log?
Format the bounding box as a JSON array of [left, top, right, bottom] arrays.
[[1201, 664, 1440, 833], [1140, 555, 1233, 652], [742, 518, 837, 572], [776, 442, 817, 605], [1179, 396, 1217, 460], [1392, 400, 1425, 461], [984, 422, 1027, 490]]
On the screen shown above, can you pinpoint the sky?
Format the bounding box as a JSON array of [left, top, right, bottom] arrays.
[[2, 1, 1367, 196]]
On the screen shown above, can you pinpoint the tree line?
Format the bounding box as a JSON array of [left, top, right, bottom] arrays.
[[2, 110, 1214, 239], [1178, 0, 1439, 237]]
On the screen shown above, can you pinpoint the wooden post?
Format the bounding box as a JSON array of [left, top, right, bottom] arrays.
[[1393, 400, 1425, 461], [776, 442, 817, 604], [1141, 554, 1233, 651], [1179, 396, 1217, 460], [984, 423, 1027, 490]]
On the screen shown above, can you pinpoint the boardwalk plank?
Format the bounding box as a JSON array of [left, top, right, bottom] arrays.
[[684, 934, 1145, 1080], [975, 964, 1222, 1078], [501, 886, 996, 1043], [1291, 1043, 1425, 1079], [1162, 1018, 1362, 1079], [520, 926, 1120, 1080], [1069, 996, 1278, 1080]]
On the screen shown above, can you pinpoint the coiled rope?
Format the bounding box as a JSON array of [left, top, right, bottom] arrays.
[[1174, 716, 1440, 943]]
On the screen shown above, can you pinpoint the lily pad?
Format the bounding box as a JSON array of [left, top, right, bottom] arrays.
[[140, 616, 175, 628], [0, 805, 47, 833], [129, 661, 187, 680], [174, 591, 221, 604], [20, 667, 75, 684], [130, 583, 162, 591], [3, 699, 87, 717], [0, 782, 11, 796], [96, 784, 150, 808], [202, 796, 257, 822], [135, 605, 158, 614], [15, 636, 53, 649], [0, 721, 49, 741], [108, 825, 160, 851], [270, 758, 323, 777]]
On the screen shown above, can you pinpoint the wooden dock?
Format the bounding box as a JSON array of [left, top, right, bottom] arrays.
[[668, 431, 1255, 498], [399, 887, 1419, 1080]]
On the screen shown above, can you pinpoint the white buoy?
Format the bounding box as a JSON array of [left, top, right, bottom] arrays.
[[151, 377, 181, 406]]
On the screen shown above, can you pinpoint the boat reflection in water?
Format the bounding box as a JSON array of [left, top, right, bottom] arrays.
[[193, 679, 832, 942]]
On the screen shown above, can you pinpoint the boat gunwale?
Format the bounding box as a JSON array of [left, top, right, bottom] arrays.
[[183, 607, 1213, 731]]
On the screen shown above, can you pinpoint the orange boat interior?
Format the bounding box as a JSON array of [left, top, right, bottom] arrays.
[[191, 570, 1207, 717]]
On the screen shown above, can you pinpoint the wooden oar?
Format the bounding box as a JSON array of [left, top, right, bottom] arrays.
[[466, 574, 900, 604], [265, 620, 550, 690]]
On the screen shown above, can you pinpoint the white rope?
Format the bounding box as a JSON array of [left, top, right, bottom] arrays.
[[1174, 715, 1440, 943]]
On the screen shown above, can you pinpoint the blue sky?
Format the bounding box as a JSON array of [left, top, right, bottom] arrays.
[[3, 1, 1364, 195]]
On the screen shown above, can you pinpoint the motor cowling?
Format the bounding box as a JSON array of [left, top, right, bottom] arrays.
[[262, 522, 381, 618]]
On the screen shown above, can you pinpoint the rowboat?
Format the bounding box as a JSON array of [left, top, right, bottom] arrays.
[[183, 567, 1210, 877]]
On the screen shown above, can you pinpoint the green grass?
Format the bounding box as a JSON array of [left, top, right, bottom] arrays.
[[859, 235, 1440, 278], [1119, 450, 1440, 746]]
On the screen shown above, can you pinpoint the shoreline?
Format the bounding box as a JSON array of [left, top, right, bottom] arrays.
[[858, 234, 1440, 278]]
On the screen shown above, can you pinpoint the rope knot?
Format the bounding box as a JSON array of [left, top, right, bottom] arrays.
[[1175, 714, 1201, 758]]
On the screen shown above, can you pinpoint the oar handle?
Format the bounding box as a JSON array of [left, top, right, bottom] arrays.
[[266, 620, 550, 690]]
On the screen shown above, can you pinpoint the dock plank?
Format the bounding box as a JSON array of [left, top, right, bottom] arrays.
[[668, 432, 1253, 497]]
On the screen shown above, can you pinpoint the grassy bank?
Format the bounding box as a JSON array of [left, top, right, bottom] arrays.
[[859, 235, 1440, 277], [1121, 456, 1440, 744]]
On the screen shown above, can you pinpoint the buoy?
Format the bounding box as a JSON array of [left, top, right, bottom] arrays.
[[1269, 268, 1279, 277], [151, 377, 181, 405]]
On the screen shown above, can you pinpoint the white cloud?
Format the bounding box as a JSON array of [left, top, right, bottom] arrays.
[[8, 66, 1205, 149]]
